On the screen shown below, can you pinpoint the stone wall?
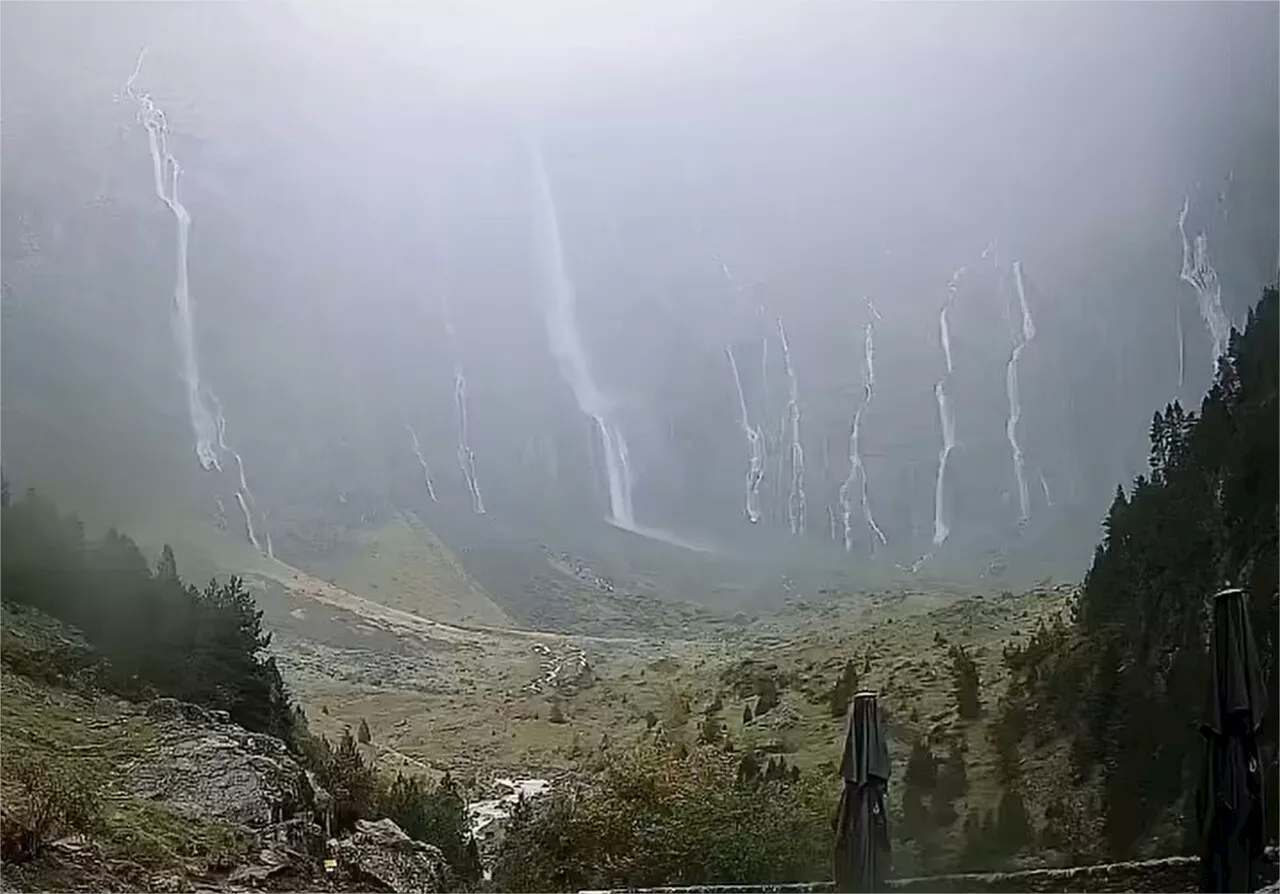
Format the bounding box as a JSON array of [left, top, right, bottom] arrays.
[[886, 855, 1200, 893], [575, 855, 1215, 894]]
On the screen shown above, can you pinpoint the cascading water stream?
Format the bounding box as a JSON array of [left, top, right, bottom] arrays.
[[931, 266, 964, 547], [441, 294, 485, 514], [1004, 260, 1037, 526], [234, 492, 260, 552], [530, 145, 638, 531], [406, 424, 439, 502], [776, 317, 805, 536], [454, 371, 485, 515], [124, 49, 221, 472], [839, 297, 887, 552], [1039, 472, 1053, 509], [726, 346, 765, 523], [210, 387, 269, 556], [126, 50, 273, 557], [1178, 196, 1232, 374]]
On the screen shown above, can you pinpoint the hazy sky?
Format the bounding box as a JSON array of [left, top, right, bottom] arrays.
[[2, 1, 1276, 585]]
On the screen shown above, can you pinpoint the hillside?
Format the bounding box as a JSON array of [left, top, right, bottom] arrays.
[[302, 517, 514, 628]]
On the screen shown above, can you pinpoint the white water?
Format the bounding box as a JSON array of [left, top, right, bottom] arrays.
[[262, 506, 274, 559], [125, 49, 221, 472], [440, 294, 485, 514], [1177, 196, 1232, 373], [469, 777, 552, 841], [931, 267, 965, 547], [1004, 261, 1037, 525], [209, 393, 271, 554], [1039, 471, 1053, 509], [775, 317, 806, 536], [726, 346, 765, 523], [454, 370, 486, 514], [530, 146, 638, 530], [233, 453, 254, 508], [234, 491, 260, 551], [839, 297, 887, 552], [405, 424, 439, 502]]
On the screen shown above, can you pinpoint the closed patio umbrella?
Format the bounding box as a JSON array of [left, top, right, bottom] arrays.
[[1196, 587, 1268, 893], [834, 691, 891, 893]]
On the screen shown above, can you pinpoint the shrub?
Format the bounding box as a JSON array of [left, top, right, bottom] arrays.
[[2, 756, 101, 862], [378, 773, 479, 887], [492, 743, 831, 891]]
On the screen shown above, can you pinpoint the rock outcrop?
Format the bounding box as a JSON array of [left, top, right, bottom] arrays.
[[332, 819, 448, 893], [131, 698, 321, 829]]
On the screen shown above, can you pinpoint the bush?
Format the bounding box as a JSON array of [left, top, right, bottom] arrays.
[[492, 743, 831, 891], [2, 757, 101, 862], [378, 773, 480, 887]]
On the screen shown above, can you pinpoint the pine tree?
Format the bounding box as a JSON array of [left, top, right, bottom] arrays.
[[904, 739, 938, 792], [357, 718, 372, 744], [950, 645, 981, 719], [156, 544, 179, 581], [829, 660, 859, 719], [995, 789, 1033, 853]]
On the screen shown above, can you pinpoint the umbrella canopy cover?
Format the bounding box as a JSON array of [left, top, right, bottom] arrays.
[[1197, 588, 1269, 893], [834, 692, 891, 893]]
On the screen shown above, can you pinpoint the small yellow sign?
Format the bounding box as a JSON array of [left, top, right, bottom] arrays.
[[324, 859, 337, 873]]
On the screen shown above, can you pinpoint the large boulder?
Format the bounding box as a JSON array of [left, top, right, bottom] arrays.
[[332, 818, 448, 893], [130, 698, 321, 829]]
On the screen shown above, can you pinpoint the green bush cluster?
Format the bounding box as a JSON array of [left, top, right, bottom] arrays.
[[492, 743, 832, 891]]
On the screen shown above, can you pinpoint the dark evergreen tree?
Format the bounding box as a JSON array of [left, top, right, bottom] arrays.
[[903, 739, 938, 792], [950, 644, 981, 719], [829, 660, 859, 719]]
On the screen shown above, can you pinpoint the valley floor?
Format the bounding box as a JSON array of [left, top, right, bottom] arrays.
[[252, 558, 1076, 873]]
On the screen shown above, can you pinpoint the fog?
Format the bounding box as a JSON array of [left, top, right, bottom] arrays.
[[2, 2, 1276, 610]]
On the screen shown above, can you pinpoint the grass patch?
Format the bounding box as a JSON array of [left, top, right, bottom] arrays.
[[308, 517, 513, 627]]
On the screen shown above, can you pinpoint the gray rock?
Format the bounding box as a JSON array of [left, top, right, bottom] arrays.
[[129, 698, 322, 829], [333, 818, 448, 893]]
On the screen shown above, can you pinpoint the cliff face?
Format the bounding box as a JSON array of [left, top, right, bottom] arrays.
[[3, 3, 1277, 612]]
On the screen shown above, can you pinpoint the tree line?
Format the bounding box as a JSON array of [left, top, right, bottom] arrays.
[[0, 485, 480, 886], [998, 284, 1278, 858]]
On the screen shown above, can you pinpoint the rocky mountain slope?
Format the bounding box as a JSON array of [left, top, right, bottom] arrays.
[[0, 603, 450, 892]]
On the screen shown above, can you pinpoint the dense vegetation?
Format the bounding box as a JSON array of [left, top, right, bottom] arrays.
[[999, 285, 1279, 857], [492, 742, 830, 891], [0, 488, 478, 883], [0, 486, 298, 740]]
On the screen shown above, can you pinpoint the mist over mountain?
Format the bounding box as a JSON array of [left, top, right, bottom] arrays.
[[3, 2, 1277, 613]]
